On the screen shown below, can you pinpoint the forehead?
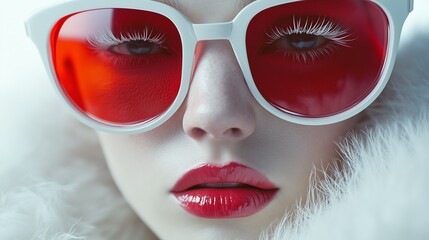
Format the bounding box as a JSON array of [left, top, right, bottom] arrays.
[[154, 0, 255, 23]]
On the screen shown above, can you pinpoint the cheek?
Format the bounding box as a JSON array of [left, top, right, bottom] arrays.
[[291, 118, 358, 170], [96, 131, 198, 233], [250, 115, 360, 198], [96, 134, 166, 211]]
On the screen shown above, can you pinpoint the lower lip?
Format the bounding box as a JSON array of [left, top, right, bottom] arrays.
[[173, 187, 278, 218]]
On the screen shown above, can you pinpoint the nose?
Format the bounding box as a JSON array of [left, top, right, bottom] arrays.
[[182, 41, 256, 142]]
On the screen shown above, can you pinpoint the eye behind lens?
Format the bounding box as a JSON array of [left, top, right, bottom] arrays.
[[109, 40, 165, 56], [286, 34, 327, 50]]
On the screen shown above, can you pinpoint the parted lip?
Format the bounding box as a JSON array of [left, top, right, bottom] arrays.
[[170, 162, 278, 193]]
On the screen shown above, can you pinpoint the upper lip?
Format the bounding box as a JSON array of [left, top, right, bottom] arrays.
[[170, 162, 278, 193]]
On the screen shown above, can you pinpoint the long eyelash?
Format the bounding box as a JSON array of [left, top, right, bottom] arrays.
[[266, 16, 354, 63], [266, 16, 352, 46], [87, 27, 166, 50]]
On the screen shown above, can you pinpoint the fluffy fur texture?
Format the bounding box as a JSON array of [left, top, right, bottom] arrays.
[[1, 2, 429, 240]]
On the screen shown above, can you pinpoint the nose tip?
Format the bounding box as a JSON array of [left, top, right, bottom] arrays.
[[182, 41, 256, 142], [185, 106, 256, 141]]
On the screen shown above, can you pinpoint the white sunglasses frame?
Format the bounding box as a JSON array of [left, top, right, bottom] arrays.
[[26, 0, 413, 134]]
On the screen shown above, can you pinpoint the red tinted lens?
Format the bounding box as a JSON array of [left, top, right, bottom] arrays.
[[51, 9, 182, 125], [246, 0, 388, 117]]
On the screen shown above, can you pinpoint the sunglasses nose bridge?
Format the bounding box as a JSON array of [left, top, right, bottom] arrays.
[[193, 22, 233, 41]]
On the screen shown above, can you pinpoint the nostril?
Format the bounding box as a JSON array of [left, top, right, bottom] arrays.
[[190, 128, 207, 140], [188, 127, 244, 140], [223, 127, 243, 138]]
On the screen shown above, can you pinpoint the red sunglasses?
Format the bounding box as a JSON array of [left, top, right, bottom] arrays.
[[26, 0, 413, 134]]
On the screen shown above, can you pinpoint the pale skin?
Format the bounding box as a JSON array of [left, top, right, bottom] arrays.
[[97, 0, 362, 239]]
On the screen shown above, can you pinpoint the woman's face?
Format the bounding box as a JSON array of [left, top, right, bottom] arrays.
[[97, 0, 361, 239]]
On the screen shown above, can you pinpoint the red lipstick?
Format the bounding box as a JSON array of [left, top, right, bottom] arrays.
[[171, 162, 278, 218]]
